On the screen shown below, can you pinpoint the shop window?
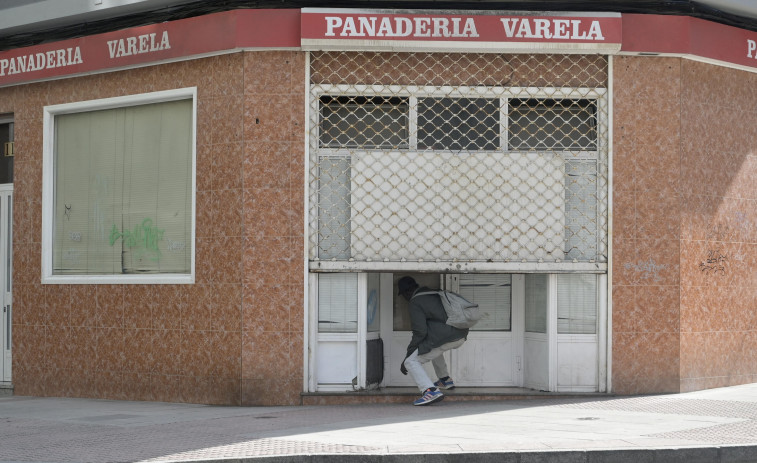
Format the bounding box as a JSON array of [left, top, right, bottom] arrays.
[[310, 58, 607, 266], [458, 273, 511, 331], [418, 97, 500, 151], [319, 96, 408, 149], [318, 273, 358, 333], [508, 99, 597, 151], [525, 274, 548, 333], [366, 273, 381, 333], [557, 274, 597, 334], [42, 89, 195, 283]]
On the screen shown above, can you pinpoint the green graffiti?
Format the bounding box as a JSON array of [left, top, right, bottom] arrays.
[[109, 218, 164, 261]]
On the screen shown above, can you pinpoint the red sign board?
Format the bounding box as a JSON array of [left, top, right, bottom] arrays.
[[622, 14, 757, 71], [301, 9, 623, 52], [3, 8, 757, 88], [0, 9, 300, 87]]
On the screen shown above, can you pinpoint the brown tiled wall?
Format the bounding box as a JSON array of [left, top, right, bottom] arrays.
[[3, 50, 753, 403], [613, 56, 757, 394], [613, 56, 683, 394], [1, 50, 305, 405], [678, 60, 757, 392]]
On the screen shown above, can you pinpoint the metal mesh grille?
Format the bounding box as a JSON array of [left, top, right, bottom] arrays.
[[308, 52, 608, 269]]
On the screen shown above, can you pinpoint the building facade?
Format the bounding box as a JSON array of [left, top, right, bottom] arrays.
[[0, 4, 754, 405]]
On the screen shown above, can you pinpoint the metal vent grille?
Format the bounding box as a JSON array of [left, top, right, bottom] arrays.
[[308, 52, 608, 270]]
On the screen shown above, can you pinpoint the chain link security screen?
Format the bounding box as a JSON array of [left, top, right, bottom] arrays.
[[308, 52, 608, 270]]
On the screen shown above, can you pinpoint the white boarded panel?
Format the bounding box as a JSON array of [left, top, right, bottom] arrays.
[[351, 151, 564, 262]]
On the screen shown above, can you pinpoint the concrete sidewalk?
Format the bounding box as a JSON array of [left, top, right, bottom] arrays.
[[2, 384, 757, 462]]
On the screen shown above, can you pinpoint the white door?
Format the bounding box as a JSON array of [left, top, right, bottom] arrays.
[[383, 273, 442, 388], [0, 186, 12, 382], [448, 274, 521, 386]]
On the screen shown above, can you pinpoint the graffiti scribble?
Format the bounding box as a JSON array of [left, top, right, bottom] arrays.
[[109, 218, 164, 261], [699, 250, 728, 274]]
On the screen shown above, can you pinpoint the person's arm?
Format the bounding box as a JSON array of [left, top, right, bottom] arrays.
[[406, 300, 428, 358]]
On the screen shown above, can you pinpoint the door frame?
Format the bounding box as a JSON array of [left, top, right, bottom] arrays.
[[0, 184, 12, 383]]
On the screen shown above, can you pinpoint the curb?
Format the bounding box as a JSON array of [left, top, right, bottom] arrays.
[[156, 445, 757, 463]]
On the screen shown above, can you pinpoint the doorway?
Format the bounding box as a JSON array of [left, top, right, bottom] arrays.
[[381, 272, 601, 392], [308, 271, 603, 393], [383, 273, 531, 389]]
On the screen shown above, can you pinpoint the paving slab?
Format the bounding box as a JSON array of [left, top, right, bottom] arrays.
[[1, 384, 757, 462]]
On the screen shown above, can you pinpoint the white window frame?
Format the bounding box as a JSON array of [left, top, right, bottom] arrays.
[[41, 88, 197, 284]]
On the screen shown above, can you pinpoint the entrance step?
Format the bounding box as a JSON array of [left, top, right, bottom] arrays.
[[302, 387, 609, 405]]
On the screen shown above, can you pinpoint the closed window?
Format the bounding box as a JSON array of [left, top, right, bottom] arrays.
[[319, 96, 408, 149], [318, 273, 358, 333], [458, 273, 511, 331], [525, 274, 548, 333], [557, 274, 597, 334], [508, 99, 597, 151], [42, 89, 195, 283], [418, 97, 500, 151], [311, 87, 605, 264]]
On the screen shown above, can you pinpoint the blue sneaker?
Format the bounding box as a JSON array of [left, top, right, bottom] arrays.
[[434, 377, 455, 390], [413, 387, 444, 406]]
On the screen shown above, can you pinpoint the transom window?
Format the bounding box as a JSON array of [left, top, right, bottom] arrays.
[[316, 93, 598, 153]]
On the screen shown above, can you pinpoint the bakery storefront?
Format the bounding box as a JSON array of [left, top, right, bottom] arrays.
[[303, 11, 617, 395], [0, 8, 754, 404]]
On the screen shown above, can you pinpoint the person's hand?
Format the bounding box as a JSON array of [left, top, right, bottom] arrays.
[[400, 363, 408, 375]]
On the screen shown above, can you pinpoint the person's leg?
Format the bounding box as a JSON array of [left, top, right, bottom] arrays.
[[429, 352, 449, 380], [403, 349, 435, 392], [404, 348, 446, 406], [421, 338, 465, 385]]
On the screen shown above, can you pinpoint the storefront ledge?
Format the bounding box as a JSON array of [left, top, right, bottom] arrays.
[[301, 388, 611, 405]]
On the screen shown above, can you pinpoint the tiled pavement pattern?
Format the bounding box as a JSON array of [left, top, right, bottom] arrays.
[[2, 384, 757, 462], [559, 396, 757, 445]]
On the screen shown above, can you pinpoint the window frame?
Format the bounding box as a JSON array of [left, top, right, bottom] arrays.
[[41, 87, 197, 285]]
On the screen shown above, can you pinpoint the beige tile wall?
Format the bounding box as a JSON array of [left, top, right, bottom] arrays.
[[1, 50, 306, 405]]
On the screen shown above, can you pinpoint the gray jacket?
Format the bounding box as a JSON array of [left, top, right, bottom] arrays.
[[406, 287, 468, 357]]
